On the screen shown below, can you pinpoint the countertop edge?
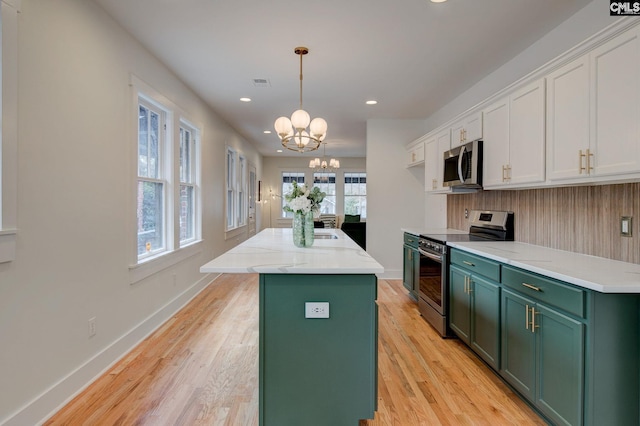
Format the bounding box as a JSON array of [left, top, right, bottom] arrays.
[[448, 241, 640, 294]]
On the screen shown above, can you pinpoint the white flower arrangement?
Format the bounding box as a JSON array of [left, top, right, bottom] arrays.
[[283, 181, 326, 215]]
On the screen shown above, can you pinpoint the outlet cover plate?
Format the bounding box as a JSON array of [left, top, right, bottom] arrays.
[[621, 216, 633, 237], [305, 302, 330, 319]]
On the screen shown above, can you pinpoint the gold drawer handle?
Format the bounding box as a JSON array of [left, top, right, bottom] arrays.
[[522, 282, 542, 292], [463, 261, 475, 267]]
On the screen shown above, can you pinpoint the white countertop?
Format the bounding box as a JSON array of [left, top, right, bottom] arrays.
[[449, 241, 640, 293], [200, 228, 384, 275]]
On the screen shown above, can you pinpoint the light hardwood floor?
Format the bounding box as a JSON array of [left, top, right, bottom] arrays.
[[45, 274, 546, 425]]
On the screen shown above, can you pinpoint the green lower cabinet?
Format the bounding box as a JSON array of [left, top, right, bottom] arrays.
[[402, 244, 419, 299], [259, 273, 378, 426], [449, 265, 500, 370], [501, 288, 584, 426]]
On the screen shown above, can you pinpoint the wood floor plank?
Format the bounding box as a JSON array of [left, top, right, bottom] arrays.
[[46, 274, 545, 426]]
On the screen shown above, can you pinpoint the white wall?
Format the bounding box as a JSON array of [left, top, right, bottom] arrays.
[[260, 156, 366, 228], [0, 0, 261, 424], [366, 120, 431, 279]]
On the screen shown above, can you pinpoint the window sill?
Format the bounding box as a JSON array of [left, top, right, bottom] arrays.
[[129, 240, 203, 284], [224, 225, 246, 241], [0, 229, 17, 263]]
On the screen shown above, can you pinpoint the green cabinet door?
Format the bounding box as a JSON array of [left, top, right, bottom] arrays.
[[470, 275, 501, 370], [501, 289, 536, 401], [402, 244, 419, 299], [402, 244, 413, 292], [449, 265, 471, 343], [536, 304, 584, 426]]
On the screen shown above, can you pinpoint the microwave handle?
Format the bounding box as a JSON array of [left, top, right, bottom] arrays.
[[458, 145, 466, 184]]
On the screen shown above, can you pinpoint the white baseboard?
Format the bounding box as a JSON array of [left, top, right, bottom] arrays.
[[377, 269, 402, 280], [1, 273, 218, 426]]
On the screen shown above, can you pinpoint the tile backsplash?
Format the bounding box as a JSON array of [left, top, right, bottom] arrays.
[[447, 183, 640, 264]]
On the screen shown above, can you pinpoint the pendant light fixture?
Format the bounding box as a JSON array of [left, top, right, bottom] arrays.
[[274, 46, 327, 153], [309, 142, 340, 171]]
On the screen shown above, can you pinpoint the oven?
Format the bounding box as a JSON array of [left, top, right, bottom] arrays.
[[417, 238, 449, 337], [417, 210, 514, 337]]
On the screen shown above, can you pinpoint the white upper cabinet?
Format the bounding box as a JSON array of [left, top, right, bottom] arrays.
[[425, 128, 452, 193], [483, 79, 545, 189], [451, 111, 483, 149], [406, 140, 425, 167], [509, 79, 546, 186], [546, 55, 590, 181], [483, 97, 509, 187], [591, 27, 640, 177], [547, 26, 640, 183]]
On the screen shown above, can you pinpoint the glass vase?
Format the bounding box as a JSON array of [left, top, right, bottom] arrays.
[[292, 211, 314, 248]]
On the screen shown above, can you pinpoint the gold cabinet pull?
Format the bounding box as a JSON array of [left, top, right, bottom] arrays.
[[522, 282, 542, 292], [587, 148, 594, 173], [525, 304, 530, 330], [506, 164, 512, 181], [463, 260, 475, 267], [502, 165, 507, 182], [432, 178, 437, 190], [579, 150, 586, 174], [531, 307, 538, 332]]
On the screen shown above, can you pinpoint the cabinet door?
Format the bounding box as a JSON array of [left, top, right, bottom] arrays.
[[407, 142, 425, 167], [501, 289, 536, 401], [509, 79, 546, 185], [424, 136, 439, 192], [546, 55, 590, 182], [449, 265, 471, 344], [471, 275, 501, 370], [411, 248, 420, 297], [591, 27, 640, 177], [435, 129, 451, 191], [536, 304, 584, 426], [482, 97, 510, 188], [403, 245, 413, 292], [465, 112, 483, 143]]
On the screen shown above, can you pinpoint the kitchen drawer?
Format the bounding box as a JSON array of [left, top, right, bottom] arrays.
[[450, 249, 500, 282], [403, 233, 419, 249], [502, 266, 586, 318]]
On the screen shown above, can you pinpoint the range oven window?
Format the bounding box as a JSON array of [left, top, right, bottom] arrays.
[[419, 253, 443, 312]]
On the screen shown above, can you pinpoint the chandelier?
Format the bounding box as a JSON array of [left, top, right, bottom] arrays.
[[309, 142, 340, 171], [274, 47, 327, 153]]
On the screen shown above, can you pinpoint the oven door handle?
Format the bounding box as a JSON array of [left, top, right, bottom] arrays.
[[418, 248, 444, 262]]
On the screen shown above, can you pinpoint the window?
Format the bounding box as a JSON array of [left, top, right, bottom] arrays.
[[137, 98, 169, 260], [179, 122, 199, 245], [313, 172, 336, 215], [281, 172, 305, 218], [226, 147, 236, 230], [344, 172, 367, 218], [225, 147, 248, 231]]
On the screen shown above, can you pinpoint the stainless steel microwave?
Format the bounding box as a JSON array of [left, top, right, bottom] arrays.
[[443, 140, 482, 189]]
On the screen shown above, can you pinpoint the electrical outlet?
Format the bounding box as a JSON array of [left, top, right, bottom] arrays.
[[305, 302, 330, 319], [88, 317, 96, 338], [621, 216, 633, 237], [465, 208, 469, 219]]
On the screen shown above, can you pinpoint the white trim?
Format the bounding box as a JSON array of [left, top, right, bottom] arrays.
[[0, 273, 218, 426], [128, 239, 202, 284], [0, 1, 19, 263]]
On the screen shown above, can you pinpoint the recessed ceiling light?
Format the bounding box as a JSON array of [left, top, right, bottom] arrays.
[[431, 0, 447, 2], [276, 149, 283, 153], [264, 130, 272, 134], [240, 97, 251, 102], [366, 100, 378, 105]]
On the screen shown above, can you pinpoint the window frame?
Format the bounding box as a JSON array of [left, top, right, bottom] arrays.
[[313, 172, 337, 215], [129, 75, 203, 284], [178, 120, 201, 247], [137, 96, 172, 261], [344, 172, 367, 219], [0, 0, 20, 264]]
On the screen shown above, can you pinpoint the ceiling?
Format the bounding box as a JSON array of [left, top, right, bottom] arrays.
[[94, 0, 591, 158]]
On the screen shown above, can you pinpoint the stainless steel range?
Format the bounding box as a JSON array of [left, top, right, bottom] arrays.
[[418, 210, 514, 336]]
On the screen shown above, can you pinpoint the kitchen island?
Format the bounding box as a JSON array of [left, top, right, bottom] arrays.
[[200, 228, 384, 426]]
